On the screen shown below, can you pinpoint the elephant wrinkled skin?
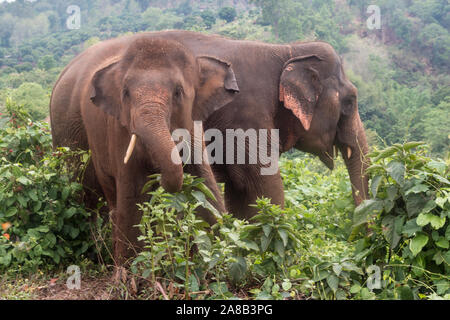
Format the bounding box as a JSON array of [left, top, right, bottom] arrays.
[[50, 35, 239, 265], [158, 31, 370, 219]]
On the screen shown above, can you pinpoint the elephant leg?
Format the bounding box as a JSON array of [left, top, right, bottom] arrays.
[[111, 178, 146, 266], [81, 161, 110, 222], [225, 164, 285, 220]]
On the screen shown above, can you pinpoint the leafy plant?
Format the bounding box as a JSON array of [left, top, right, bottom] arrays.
[[132, 173, 305, 300], [0, 103, 99, 274], [352, 142, 450, 298]]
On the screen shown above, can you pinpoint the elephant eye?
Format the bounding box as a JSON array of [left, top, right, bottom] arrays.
[[174, 85, 184, 100], [123, 87, 130, 99], [341, 96, 355, 115]]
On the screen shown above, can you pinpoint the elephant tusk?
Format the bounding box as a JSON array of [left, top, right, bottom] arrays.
[[347, 147, 352, 159], [334, 146, 339, 159], [124, 134, 137, 164]]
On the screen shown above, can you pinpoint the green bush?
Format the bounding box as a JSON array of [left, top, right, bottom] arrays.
[[351, 142, 450, 299], [218, 7, 237, 23], [0, 101, 96, 274], [132, 142, 449, 300], [132, 173, 302, 300]]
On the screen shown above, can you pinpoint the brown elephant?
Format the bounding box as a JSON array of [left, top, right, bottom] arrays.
[[155, 30, 370, 219], [50, 35, 239, 265]]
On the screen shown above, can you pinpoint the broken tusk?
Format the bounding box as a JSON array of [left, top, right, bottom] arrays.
[[124, 134, 137, 164], [347, 147, 352, 159]]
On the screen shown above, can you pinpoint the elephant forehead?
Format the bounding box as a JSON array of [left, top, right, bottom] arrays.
[[124, 38, 195, 70], [134, 86, 170, 104]]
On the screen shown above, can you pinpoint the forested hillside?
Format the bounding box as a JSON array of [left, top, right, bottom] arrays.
[[0, 0, 449, 301], [0, 0, 448, 155]]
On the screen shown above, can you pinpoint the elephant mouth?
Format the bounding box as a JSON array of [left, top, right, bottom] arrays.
[[320, 143, 353, 170], [320, 148, 335, 170]]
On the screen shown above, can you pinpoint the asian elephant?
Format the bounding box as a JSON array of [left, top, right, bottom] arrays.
[[156, 30, 370, 219], [50, 35, 240, 265]]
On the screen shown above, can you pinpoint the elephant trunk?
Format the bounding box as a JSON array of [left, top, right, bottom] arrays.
[[131, 105, 183, 193], [338, 112, 369, 206]]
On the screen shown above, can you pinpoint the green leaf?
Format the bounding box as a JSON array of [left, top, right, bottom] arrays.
[[382, 215, 402, 248], [436, 197, 448, 209], [353, 199, 384, 227], [373, 146, 397, 162], [229, 257, 247, 284], [443, 251, 450, 265], [242, 240, 259, 252], [196, 182, 217, 202], [28, 189, 38, 201], [417, 213, 446, 229], [260, 234, 272, 252], [403, 141, 425, 151], [69, 227, 80, 239], [430, 215, 446, 230], [402, 219, 422, 237], [332, 264, 342, 277], [17, 195, 28, 208], [410, 233, 429, 256], [61, 186, 70, 201], [371, 175, 382, 198], [262, 225, 272, 238], [65, 207, 77, 219], [350, 284, 362, 294], [405, 193, 428, 217], [16, 176, 31, 185], [327, 274, 339, 292], [141, 178, 160, 195], [386, 161, 405, 186], [274, 239, 285, 258], [5, 207, 17, 217], [432, 174, 450, 186], [436, 238, 449, 249], [282, 280, 292, 291], [406, 184, 429, 195], [386, 185, 398, 201], [277, 229, 289, 247], [396, 285, 414, 300]]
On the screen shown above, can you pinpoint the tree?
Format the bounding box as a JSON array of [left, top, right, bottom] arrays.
[[38, 55, 56, 71], [251, 0, 284, 39], [423, 99, 450, 155], [200, 10, 216, 30], [0, 13, 15, 47], [176, 1, 193, 16], [10, 82, 49, 120], [218, 6, 237, 23], [250, 0, 309, 42]]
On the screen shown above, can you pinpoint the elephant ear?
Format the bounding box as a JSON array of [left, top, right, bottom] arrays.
[[193, 56, 239, 121], [89, 58, 128, 127], [279, 55, 323, 131]]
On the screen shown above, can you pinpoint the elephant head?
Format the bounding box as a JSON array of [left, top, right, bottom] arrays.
[[278, 43, 369, 205], [89, 37, 239, 193]]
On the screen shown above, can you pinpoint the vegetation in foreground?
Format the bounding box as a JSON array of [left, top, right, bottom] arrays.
[[0, 104, 448, 300]]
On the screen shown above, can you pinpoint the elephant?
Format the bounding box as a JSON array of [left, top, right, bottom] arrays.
[[49, 35, 240, 265], [152, 30, 370, 219]]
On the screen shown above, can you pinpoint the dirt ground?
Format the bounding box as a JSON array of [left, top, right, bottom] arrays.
[[0, 273, 117, 300]]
